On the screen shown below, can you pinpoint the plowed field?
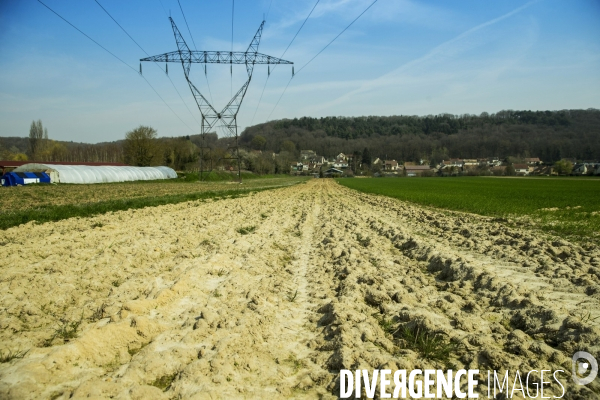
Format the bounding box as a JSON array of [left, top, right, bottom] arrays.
[[1, 179, 599, 399]]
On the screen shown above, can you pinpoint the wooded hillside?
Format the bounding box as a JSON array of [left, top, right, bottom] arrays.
[[240, 109, 600, 163]]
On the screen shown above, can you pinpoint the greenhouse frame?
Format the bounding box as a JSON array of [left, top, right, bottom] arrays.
[[11, 163, 177, 184]]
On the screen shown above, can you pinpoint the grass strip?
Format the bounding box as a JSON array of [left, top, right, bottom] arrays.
[[0, 185, 284, 230], [178, 171, 279, 182], [337, 177, 600, 242]]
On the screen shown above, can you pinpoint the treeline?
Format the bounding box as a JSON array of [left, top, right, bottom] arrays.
[[0, 118, 128, 165], [1, 136, 124, 164], [3, 109, 599, 173], [240, 109, 600, 163]]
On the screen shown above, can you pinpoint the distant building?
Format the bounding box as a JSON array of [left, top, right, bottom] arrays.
[[573, 162, 600, 175], [513, 163, 531, 175], [290, 162, 309, 173], [441, 159, 464, 168], [486, 157, 502, 167], [384, 160, 399, 171], [405, 165, 433, 177], [323, 167, 344, 177]]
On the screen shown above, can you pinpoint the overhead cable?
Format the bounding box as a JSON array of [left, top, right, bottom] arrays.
[[157, 0, 168, 17], [267, 0, 378, 121], [177, 0, 214, 104], [177, 0, 198, 50], [265, 0, 273, 22], [94, 0, 201, 128], [37, 0, 196, 133], [250, 0, 320, 125], [231, 0, 235, 98]]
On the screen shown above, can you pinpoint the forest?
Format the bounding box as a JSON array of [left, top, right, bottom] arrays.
[[240, 109, 600, 163]]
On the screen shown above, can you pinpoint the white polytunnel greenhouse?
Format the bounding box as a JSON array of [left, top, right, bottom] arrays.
[[12, 163, 177, 184]]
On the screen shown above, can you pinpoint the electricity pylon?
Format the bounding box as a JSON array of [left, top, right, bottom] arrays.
[[141, 18, 293, 181]]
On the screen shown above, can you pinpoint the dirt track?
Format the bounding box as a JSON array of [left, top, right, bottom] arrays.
[[1, 179, 599, 399]]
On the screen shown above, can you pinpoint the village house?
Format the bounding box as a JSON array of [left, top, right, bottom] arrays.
[[573, 162, 600, 175], [524, 157, 541, 165], [384, 160, 399, 171], [486, 157, 502, 167], [534, 165, 554, 175], [513, 163, 531, 175], [332, 155, 349, 169], [290, 162, 309, 173], [405, 165, 433, 177], [439, 159, 463, 174], [441, 159, 464, 168]]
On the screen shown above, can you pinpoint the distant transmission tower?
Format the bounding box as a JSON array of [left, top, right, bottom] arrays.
[[141, 18, 293, 181]]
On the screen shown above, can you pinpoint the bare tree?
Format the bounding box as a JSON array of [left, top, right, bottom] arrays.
[[28, 119, 46, 160], [123, 125, 160, 166]]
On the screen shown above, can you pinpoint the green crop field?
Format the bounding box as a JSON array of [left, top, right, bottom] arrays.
[[337, 177, 600, 241]]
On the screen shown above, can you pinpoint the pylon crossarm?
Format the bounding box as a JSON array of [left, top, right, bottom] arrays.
[[141, 51, 292, 66]]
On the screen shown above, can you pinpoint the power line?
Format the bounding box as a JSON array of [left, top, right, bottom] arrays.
[[265, 0, 273, 22], [281, 0, 320, 62], [177, 0, 214, 104], [94, 0, 144, 52], [267, 0, 378, 121], [250, 0, 320, 125], [36, 0, 196, 133], [157, 0, 168, 17], [231, 0, 235, 52], [177, 0, 198, 50], [231, 0, 235, 98], [297, 0, 378, 75], [94, 0, 201, 128]]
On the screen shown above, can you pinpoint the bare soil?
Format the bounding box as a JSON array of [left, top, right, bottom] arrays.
[[0, 179, 599, 399]]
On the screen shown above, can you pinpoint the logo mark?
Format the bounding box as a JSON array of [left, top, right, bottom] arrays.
[[572, 351, 598, 385]]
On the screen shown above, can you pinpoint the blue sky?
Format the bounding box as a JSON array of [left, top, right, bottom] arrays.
[[0, 0, 599, 143]]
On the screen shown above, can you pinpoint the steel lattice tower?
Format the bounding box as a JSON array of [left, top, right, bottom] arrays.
[[141, 18, 293, 181]]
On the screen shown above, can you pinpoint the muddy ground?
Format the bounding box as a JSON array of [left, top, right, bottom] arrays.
[[0, 179, 599, 399]]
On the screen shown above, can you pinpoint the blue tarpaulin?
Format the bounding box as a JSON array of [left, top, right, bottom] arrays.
[[1, 171, 51, 186]]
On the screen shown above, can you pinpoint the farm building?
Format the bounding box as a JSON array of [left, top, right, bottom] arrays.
[[405, 165, 433, 177], [5, 163, 177, 185]]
